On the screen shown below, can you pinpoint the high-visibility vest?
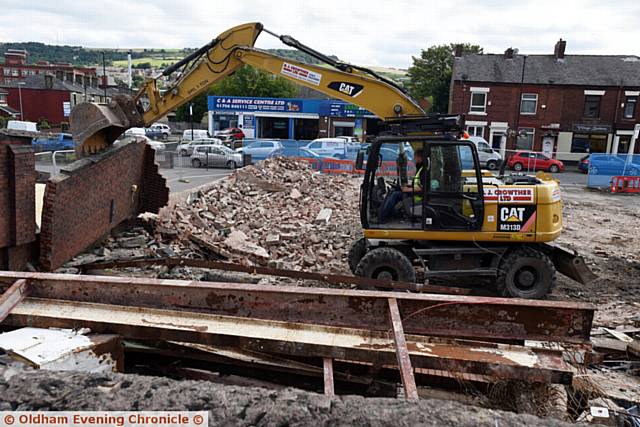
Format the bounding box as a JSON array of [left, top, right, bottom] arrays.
[[413, 167, 423, 202]]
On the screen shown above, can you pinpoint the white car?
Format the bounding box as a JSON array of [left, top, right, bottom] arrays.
[[177, 138, 223, 156], [149, 123, 171, 133], [115, 135, 165, 151], [337, 136, 360, 143], [235, 140, 283, 160], [181, 129, 209, 141], [124, 127, 147, 137], [466, 136, 502, 171]]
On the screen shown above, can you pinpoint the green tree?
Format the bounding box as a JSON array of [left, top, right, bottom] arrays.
[[175, 65, 297, 122], [407, 43, 483, 113]]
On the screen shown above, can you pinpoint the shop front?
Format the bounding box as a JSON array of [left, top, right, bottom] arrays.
[[208, 96, 377, 141]]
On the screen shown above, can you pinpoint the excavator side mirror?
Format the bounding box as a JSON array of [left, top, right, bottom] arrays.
[[355, 150, 365, 170]]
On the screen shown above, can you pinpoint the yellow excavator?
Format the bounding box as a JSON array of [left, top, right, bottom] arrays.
[[70, 22, 594, 299]]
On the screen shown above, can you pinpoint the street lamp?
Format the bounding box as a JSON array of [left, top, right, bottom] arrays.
[[17, 81, 26, 120]]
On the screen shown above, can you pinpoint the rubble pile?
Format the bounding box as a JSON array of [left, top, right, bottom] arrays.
[[155, 158, 361, 272]]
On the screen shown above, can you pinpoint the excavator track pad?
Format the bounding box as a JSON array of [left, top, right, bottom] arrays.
[[70, 95, 144, 156]]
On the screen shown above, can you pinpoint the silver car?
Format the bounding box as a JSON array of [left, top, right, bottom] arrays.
[[177, 138, 223, 156], [191, 144, 242, 169]]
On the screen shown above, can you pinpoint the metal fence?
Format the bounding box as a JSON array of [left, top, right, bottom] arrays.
[[587, 153, 640, 189]]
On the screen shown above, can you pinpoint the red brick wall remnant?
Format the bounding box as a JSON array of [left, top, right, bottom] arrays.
[[0, 130, 37, 270], [39, 141, 168, 270]]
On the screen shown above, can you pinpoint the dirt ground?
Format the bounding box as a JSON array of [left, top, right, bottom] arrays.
[[553, 187, 640, 327], [0, 366, 577, 427]]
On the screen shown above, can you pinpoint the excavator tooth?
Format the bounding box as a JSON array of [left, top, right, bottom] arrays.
[[69, 94, 144, 156]]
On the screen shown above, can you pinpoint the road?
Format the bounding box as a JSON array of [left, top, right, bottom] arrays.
[[160, 167, 233, 193]]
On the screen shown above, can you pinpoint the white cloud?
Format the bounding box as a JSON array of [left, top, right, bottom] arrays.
[[0, 0, 638, 68]]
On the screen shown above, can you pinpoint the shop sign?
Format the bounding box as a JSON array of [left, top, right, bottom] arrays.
[[210, 97, 303, 113]]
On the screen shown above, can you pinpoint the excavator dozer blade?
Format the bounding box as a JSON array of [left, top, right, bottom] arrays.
[[70, 95, 144, 156], [545, 243, 597, 285]]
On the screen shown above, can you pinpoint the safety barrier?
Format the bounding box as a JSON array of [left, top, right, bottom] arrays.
[[321, 158, 356, 174], [297, 157, 322, 171], [611, 176, 640, 193]]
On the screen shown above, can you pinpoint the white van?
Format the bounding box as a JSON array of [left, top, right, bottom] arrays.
[[182, 129, 209, 141], [7, 120, 38, 133], [304, 138, 352, 158], [466, 136, 503, 170]]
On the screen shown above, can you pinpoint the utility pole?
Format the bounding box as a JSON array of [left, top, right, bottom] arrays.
[[189, 103, 194, 140], [17, 82, 25, 120], [101, 51, 107, 100]]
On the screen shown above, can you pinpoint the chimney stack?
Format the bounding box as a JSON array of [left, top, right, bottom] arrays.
[[554, 39, 566, 60], [504, 48, 514, 59], [454, 44, 463, 58]]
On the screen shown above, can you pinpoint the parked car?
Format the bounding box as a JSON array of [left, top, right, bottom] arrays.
[[588, 154, 640, 176], [191, 145, 242, 169], [177, 138, 223, 156], [181, 129, 209, 141], [115, 135, 165, 151], [578, 155, 590, 173], [507, 151, 564, 173], [7, 120, 38, 132], [236, 140, 283, 160], [466, 136, 502, 170], [32, 133, 74, 152], [359, 142, 415, 162], [124, 127, 146, 137], [214, 127, 245, 148], [145, 123, 171, 140]]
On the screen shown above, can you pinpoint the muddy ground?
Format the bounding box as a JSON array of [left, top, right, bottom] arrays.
[[0, 366, 577, 427]]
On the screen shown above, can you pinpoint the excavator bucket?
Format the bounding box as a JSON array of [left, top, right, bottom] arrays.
[[70, 95, 144, 156], [546, 243, 597, 285]]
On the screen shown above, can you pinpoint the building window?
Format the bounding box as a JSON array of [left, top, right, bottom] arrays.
[[624, 97, 637, 119], [583, 95, 601, 118], [520, 93, 538, 115], [0, 93, 6, 105], [466, 125, 484, 137], [2, 68, 9, 76], [10, 68, 18, 77], [570, 133, 607, 153], [469, 92, 487, 114], [516, 128, 535, 150]]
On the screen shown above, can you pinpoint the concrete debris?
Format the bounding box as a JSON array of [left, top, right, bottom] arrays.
[[153, 158, 360, 271]]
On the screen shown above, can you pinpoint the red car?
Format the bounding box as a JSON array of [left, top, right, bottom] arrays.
[[507, 151, 564, 173]]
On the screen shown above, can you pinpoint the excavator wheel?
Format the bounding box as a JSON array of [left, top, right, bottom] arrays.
[[496, 247, 556, 299], [348, 238, 367, 274], [355, 247, 416, 283]]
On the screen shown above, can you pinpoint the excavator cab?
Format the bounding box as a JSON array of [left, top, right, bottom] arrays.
[[361, 135, 485, 232]]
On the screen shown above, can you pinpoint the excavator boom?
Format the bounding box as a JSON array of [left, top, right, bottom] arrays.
[[70, 22, 424, 155]]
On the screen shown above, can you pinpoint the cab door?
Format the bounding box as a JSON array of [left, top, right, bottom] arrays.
[[421, 142, 484, 231]]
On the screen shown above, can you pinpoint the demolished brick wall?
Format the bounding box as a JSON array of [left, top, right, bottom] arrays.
[[40, 141, 168, 271], [0, 131, 37, 270]]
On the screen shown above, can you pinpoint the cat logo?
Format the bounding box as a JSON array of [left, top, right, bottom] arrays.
[[500, 207, 526, 222], [328, 81, 364, 97]]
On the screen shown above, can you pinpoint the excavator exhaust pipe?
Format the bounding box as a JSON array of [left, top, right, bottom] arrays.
[[70, 95, 144, 156]]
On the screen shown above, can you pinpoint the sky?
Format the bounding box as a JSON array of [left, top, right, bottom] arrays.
[[1, 0, 639, 68]]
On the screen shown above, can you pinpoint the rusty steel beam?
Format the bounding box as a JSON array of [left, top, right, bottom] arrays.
[[6, 298, 574, 384], [0, 279, 29, 323], [79, 257, 470, 295], [323, 358, 335, 397], [0, 271, 595, 343], [388, 298, 418, 400]]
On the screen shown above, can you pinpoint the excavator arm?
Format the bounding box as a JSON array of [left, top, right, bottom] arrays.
[[71, 22, 424, 155]]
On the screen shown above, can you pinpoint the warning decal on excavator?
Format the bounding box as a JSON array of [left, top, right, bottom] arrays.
[[484, 187, 534, 204], [497, 205, 536, 232], [281, 62, 322, 86]]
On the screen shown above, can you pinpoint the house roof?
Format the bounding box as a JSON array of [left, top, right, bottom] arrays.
[[452, 54, 640, 86], [0, 75, 105, 96]]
